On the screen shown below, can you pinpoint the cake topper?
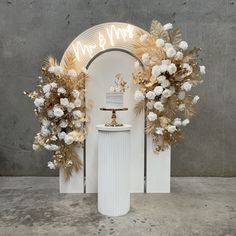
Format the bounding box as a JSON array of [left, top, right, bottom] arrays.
[[109, 73, 129, 92]]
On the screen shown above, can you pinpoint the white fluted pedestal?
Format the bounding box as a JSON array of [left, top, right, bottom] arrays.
[[96, 124, 131, 216]]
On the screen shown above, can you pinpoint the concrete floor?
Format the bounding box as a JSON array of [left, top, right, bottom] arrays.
[[0, 177, 235, 236]]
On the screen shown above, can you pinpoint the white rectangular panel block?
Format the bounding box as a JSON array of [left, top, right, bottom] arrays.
[[59, 147, 84, 193], [146, 136, 171, 193]]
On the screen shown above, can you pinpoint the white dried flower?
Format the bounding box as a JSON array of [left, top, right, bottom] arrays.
[[48, 66, 55, 73], [51, 135, 57, 141], [155, 127, 164, 135], [42, 119, 50, 127], [59, 120, 68, 128], [42, 84, 51, 94], [134, 90, 145, 102], [47, 109, 54, 118], [50, 82, 57, 88], [53, 107, 64, 117], [178, 91, 186, 100], [147, 112, 157, 121], [44, 144, 59, 151], [67, 102, 75, 112], [173, 118, 182, 127], [72, 90, 80, 98], [152, 65, 161, 77], [192, 95, 200, 104], [146, 91, 156, 100], [179, 41, 188, 50], [58, 131, 66, 140], [182, 118, 190, 126], [181, 82, 192, 92], [178, 103, 185, 111], [175, 51, 183, 60], [57, 87, 66, 94], [34, 98, 45, 107], [200, 65, 206, 74], [72, 110, 82, 119], [163, 23, 173, 31], [53, 66, 63, 75], [140, 34, 149, 42], [155, 38, 165, 47], [154, 101, 164, 112], [157, 75, 166, 84], [41, 126, 50, 137], [166, 47, 176, 58], [48, 161, 56, 170], [60, 98, 69, 107], [74, 99, 81, 107], [64, 134, 74, 145], [161, 79, 170, 88], [167, 125, 176, 133], [73, 120, 82, 128], [167, 63, 177, 75], [162, 89, 172, 98], [67, 69, 77, 77], [154, 86, 163, 96], [183, 63, 192, 71], [160, 64, 168, 73], [161, 59, 171, 65]]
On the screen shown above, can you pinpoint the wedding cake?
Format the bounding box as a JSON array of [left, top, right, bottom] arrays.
[[105, 73, 128, 109]]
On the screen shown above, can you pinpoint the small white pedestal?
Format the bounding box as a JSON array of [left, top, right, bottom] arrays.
[[96, 124, 131, 216]]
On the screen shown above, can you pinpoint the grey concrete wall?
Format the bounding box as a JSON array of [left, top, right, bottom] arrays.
[[0, 0, 235, 177]]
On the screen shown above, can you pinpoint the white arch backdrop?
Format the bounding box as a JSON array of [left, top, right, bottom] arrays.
[[59, 22, 170, 193]]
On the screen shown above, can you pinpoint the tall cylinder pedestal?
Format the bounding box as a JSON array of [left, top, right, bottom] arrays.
[[96, 124, 131, 217]]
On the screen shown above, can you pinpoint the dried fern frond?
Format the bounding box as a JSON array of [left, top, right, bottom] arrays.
[[169, 28, 182, 47], [150, 20, 169, 41], [134, 100, 145, 115]]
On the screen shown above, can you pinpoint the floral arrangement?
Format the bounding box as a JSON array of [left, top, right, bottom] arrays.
[[133, 20, 206, 152], [25, 55, 90, 179], [109, 73, 129, 92]]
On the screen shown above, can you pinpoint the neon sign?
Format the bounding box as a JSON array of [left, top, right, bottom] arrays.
[[72, 24, 134, 62]]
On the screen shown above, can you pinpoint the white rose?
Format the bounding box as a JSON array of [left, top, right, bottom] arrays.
[[67, 102, 75, 112], [179, 41, 188, 50], [140, 34, 148, 42], [200, 65, 206, 75], [134, 90, 145, 102], [181, 82, 192, 92], [192, 95, 200, 104], [60, 98, 69, 107], [173, 118, 182, 127], [34, 98, 45, 107], [58, 131, 66, 140], [154, 86, 163, 96], [44, 144, 59, 151], [72, 110, 82, 119], [163, 23, 173, 31], [162, 89, 172, 98], [157, 75, 166, 84], [160, 64, 168, 73], [48, 161, 56, 170], [147, 112, 157, 121], [178, 91, 186, 100], [42, 84, 51, 93], [64, 134, 74, 145], [53, 66, 63, 75], [182, 118, 190, 126], [155, 127, 164, 135], [152, 65, 161, 77], [146, 101, 154, 109], [161, 79, 170, 88], [73, 120, 82, 128], [53, 107, 64, 117], [50, 82, 57, 88], [167, 125, 176, 133], [154, 101, 164, 112], [57, 87, 66, 94], [67, 69, 77, 77], [175, 51, 183, 60], [178, 103, 185, 111], [166, 47, 176, 58], [146, 91, 156, 100], [167, 63, 177, 75], [41, 126, 50, 137], [59, 120, 68, 128], [155, 38, 165, 47], [48, 66, 55, 73], [72, 90, 80, 98]]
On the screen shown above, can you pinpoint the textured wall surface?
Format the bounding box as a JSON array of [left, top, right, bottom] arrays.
[[0, 0, 235, 176]]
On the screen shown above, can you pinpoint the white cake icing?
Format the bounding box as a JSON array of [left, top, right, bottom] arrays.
[[106, 92, 124, 109]]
